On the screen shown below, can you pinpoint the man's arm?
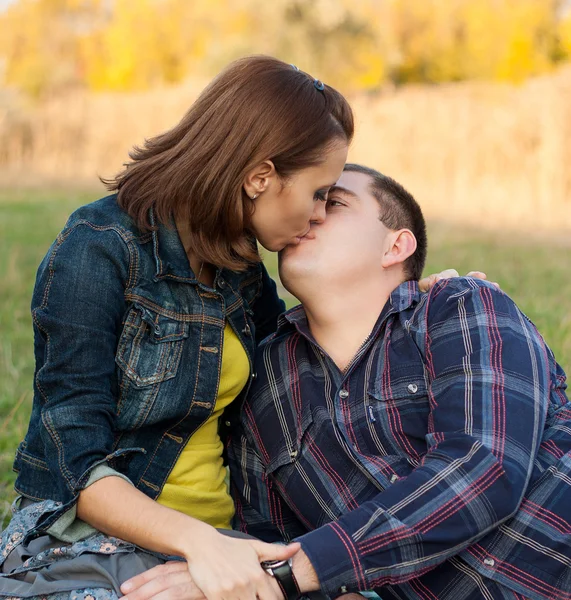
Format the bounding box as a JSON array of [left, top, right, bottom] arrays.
[[295, 279, 552, 596]]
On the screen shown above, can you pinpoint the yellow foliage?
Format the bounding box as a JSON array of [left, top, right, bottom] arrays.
[[560, 11, 571, 59], [389, 0, 561, 84], [0, 0, 569, 95]]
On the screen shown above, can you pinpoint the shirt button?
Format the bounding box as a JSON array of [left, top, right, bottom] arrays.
[[339, 586, 348, 594], [407, 383, 418, 394], [339, 389, 349, 399], [225, 420, 232, 427], [251, 372, 257, 379], [483, 558, 495, 567]]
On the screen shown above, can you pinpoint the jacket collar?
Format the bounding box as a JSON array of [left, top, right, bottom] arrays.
[[149, 209, 198, 281], [149, 209, 260, 290]]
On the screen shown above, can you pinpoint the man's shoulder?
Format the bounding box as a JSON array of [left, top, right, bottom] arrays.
[[427, 276, 502, 301], [422, 276, 516, 317], [420, 276, 550, 351], [243, 308, 306, 417]]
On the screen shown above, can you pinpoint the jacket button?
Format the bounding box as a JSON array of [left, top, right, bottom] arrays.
[[483, 558, 495, 567], [290, 450, 298, 459], [407, 383, 418, 394], [339, 586, 348, 594], [242, 324, 251, 336], [218, 278, 226, 288], [339, 389, 349, 399], [225, 420, 232, 427]]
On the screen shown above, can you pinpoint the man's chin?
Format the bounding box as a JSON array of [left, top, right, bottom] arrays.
[[278, 255, 319, 295]]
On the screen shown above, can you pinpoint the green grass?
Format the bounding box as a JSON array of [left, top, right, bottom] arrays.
[[1, 190, 570, 527]]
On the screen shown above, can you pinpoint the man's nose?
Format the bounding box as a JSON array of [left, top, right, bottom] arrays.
[[311, 200, 326, 223]]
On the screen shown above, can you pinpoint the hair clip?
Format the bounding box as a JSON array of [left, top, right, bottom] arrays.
[[314, 79, 325, 91], [291, 64, 300, 71]]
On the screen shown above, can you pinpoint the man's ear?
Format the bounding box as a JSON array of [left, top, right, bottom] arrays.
[[243, 160, 276, 199], [381, 229, 417, 269]]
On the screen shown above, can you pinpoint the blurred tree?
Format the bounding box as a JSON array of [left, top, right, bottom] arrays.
[[0, 0, 103, 97], [388, 0, 563, 84], [560, 6, 571, 59], [244, 0, 387, 92], [79, 0, 256, 90]]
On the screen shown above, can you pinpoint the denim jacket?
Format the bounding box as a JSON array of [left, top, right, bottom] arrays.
[[12, 194, 285, 537]]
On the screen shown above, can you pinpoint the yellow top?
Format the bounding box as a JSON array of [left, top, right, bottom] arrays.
[[157, 322, 250, 529]]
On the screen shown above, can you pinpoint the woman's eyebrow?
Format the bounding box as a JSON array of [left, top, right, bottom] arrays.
[[328, 185, 360, 201]]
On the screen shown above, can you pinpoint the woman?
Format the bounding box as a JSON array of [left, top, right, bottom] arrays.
[[0, 55, 352, 600]]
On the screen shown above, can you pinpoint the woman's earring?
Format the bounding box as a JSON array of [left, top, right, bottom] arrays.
[[251, 193, 259, 200]]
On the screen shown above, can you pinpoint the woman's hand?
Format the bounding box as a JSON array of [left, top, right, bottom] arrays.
[[182, 526, 299, 600], [418, 269, 494, 293], [121, 530, 297, 600]]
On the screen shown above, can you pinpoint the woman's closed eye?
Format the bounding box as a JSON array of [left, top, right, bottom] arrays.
[[313, 189, 329, 202]]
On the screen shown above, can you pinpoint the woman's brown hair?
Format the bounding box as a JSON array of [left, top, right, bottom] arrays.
[[104, 55, 354, 270]]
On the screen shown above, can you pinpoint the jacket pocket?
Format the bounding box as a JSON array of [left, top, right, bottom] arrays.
[[116, 304, 189, 387]]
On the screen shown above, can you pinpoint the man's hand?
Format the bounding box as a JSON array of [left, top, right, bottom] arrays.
[[121, 561, 205, 600], [418, 269, 496, 293]]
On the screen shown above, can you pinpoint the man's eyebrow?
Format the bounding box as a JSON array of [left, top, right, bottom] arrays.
[[328, 185, 360, 201]]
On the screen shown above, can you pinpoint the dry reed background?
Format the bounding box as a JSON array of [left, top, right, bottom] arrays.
[[1, 66, 570, 233]]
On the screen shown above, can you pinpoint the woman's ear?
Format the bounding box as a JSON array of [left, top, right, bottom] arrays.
[[243, 160, 276, 199], [381, 229, 417, 269]]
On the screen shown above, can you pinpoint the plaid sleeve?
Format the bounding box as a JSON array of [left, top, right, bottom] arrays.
[[298, 279, 551, 596], [228, 427, 307, 543]]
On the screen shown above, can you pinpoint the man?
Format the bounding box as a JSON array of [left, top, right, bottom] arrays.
[[227, 164, 571, 599]]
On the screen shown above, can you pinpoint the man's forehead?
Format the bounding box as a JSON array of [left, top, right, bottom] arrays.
[[333, 170, 374, 201], [328, 184, 360, 201]]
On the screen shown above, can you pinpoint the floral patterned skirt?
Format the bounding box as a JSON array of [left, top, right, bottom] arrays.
[[0, 532, 164, 599], [0, 500, 169, 599], [1, 498, 253, 600]]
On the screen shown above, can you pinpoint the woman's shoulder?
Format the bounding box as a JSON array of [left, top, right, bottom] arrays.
[[64, 194, 141, 242]]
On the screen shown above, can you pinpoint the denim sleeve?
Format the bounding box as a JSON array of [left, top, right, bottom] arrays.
[[31, 222, 132, 501], [252, 263, 286, 344]]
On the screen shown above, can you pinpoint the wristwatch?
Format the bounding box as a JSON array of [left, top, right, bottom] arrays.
[[261, 557, 301, 600]]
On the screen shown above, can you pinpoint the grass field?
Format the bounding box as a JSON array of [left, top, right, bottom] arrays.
[[1, 189, 570, 528]]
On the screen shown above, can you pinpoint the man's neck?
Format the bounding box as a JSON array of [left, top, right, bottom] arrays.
[[300, 277, 401, 372]]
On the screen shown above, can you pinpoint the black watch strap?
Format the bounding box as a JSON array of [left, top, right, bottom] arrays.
[[272, 560, 301, 600]]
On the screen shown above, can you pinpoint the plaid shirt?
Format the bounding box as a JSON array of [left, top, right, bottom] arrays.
[[228, 278, 571, 600]]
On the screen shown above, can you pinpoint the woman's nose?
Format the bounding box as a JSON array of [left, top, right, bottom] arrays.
[[311, 200, 326, 223]]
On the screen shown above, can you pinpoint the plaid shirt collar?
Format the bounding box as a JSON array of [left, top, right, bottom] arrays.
[[276, 279, 423, 340]]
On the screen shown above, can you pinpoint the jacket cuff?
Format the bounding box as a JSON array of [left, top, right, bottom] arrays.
[[45, 464, 133, 542]]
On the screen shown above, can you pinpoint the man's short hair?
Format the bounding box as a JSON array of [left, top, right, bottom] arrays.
[[343, 163, 427, 281]]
